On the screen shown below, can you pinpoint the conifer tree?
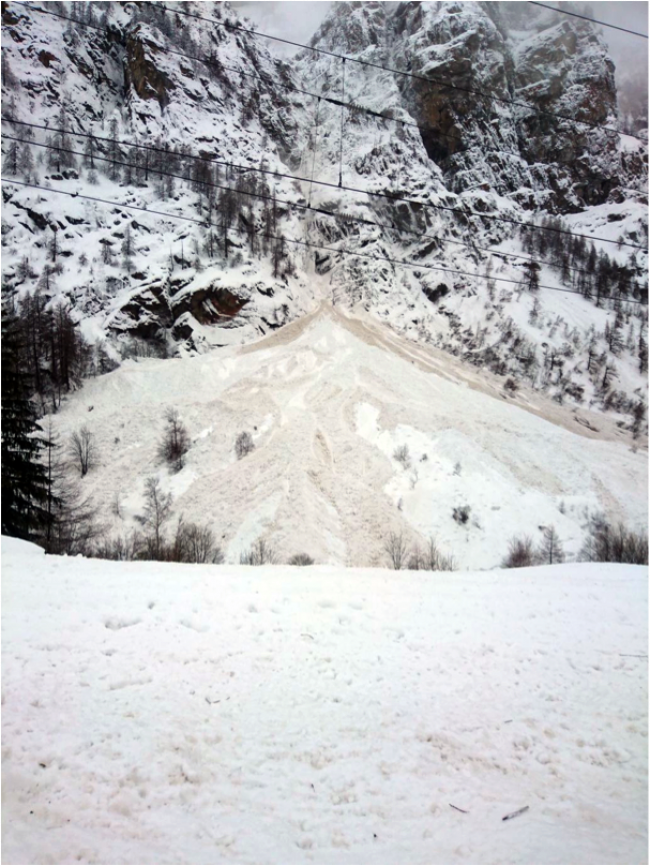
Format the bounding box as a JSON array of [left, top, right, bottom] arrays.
[[639, 332, 648, 374], [538, 525, 564, 565], [1, 305, 52, 539], [19, 142, 34, 181], [2, 141, 19, 176]]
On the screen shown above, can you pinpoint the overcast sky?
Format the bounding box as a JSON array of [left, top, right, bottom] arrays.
[[232, 1, 648, 92]]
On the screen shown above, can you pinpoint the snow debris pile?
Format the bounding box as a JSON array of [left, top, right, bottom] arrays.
[[45, 304, 647, 569]]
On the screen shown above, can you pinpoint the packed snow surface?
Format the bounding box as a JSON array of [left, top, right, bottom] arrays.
[[2, 537, 647, 865]]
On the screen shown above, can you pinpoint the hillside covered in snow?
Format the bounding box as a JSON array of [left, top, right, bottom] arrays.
[[1, 0, 648, 421], [1, 0, 647, 566], [42, 302, 647, 569]]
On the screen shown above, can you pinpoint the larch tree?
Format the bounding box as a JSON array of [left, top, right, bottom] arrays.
[[539, 525, 564, 565]]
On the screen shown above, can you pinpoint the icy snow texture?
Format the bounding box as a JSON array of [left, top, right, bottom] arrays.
[[2, 536, 647, 864]]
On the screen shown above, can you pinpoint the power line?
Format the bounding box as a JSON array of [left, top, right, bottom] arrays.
[[7, 0, 647, 149], [2, 132, 636, 277], [6, 0, 648, 190], [529, 2, 649, 39], [4, 115, 645, 252], [2, 128, 631, 284], [10, 0, 646, 203], [2, 177, 646, 304], [163, 1, 644, 142], [2, 2, 468, 156]]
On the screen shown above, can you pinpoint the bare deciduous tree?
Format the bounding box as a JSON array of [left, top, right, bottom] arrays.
[[409, 536, 456, 571], [502, 535, 535, 568], [157, 408, 191, 471], [92, 530, 143, 561], [169, 517, 224, 564], [111, 489, 124, 519], [538, 525, 564, 565], [240, 538, 278, 565], [384, 530, 410, 570], [142, 476, 173, 559], [183, 522, 224, 564], [68, 425, 97, 477], [581, 514, 648, 565]]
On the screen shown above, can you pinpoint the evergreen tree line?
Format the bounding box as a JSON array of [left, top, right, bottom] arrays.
[[1, 293, 108, 415], [0, 296, 115, 547], [3, 120, 295, 278], [519, 217, 646, 306]]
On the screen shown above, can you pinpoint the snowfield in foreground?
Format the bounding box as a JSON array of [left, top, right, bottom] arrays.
[[2, 538, 647, 865]]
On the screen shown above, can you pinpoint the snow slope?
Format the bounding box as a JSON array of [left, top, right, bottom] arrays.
[[2, 536, 647, 865], [48, 303, 647, 569]]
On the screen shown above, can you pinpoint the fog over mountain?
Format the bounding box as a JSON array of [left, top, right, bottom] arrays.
[[232, 0, 649, 70]]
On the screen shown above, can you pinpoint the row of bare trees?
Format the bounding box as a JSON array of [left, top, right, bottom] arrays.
[[383, 532, 457, 571], [92, 476, 223, 564], [503, 519, 648, 568]]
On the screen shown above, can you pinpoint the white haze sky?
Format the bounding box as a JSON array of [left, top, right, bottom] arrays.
[[232, 1, 648, 109]]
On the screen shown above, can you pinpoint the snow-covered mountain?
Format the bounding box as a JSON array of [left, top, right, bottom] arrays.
[[291, 0, 648, 417], [2, 1, 316, 350], [1, 2, 647, 415]]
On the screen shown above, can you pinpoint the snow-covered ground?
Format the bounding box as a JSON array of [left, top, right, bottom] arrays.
[[2, 536, 647, 865], [48, 302, 647, 569]]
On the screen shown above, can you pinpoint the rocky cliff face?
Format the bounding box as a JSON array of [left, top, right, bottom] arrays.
[[2, 0, 312, 352], [304, 1, 627, 211], [1, 1, 647, 414]]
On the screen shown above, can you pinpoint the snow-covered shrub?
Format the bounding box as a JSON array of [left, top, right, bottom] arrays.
[[235, 431, 255, 460], [289, 553, 315, 566], [452, 505, 471, 525], [502, 535, 535, 568], [393, 444, 411, 469]]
